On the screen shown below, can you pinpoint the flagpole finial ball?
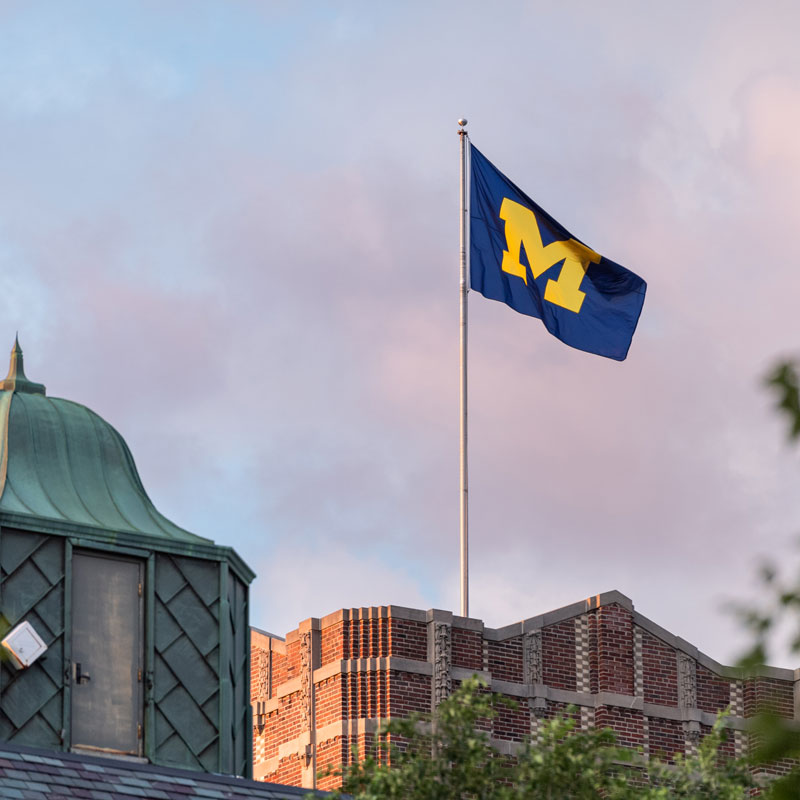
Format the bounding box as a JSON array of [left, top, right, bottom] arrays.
[[458, 118, 468, 127]]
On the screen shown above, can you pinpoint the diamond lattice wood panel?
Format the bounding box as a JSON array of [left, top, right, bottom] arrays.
[[0, 528, 65, 748], [153, 553, 221, 772]]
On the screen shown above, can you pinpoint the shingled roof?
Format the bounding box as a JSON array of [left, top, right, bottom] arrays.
[[0, 742, 317, 799]]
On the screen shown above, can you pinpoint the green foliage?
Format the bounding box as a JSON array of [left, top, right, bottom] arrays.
[[644, 714, 754, 799], [327, 676, 509, 800], [733, 558, 800, 798], [510, 714, 636, 799], [726, 356, 800, 797], [323, 676, 754, 800], [765, 360, 800, 440]]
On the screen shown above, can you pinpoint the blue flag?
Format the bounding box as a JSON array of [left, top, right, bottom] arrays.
[[469, 145, 646, 361]]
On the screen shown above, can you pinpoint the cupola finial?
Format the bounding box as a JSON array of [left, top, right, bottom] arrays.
[[1, 337, 46, 395]]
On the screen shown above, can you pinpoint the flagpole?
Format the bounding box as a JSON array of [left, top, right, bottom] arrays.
[[458, 118, 469, 618]]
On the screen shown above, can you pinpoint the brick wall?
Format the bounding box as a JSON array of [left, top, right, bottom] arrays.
[[542, 619, 576, 691], [488, 638, 523, 683], [388, 670, 431, 717], [696, 663, 730, 713], [594, 706, 644, 750], [389, 618, 427, 662], [452, 627, 482, 671], [744, 677, 794, 717], [648, 717, 684, 762], [251, 594, 799, 791], [597, 605, 634, 694], [320, 621, 344, 665], [494, 693, 529, 742], [642, 629, 678, 706]]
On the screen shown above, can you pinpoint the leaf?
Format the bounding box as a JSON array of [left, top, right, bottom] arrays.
[[765, 360, 800, 441]]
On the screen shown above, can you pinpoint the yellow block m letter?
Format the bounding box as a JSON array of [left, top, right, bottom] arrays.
[[499, 198, 600, 313]]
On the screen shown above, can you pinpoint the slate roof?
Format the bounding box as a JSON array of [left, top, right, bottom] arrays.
[[0, 742, 317, 799]]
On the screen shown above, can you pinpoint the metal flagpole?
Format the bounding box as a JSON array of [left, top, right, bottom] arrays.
[[458, 118, 469, 618]]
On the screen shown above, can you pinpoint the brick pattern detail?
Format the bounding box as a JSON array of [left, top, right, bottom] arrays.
[[317, 614, 430, 665], [541, 619, 576, 691], [587, 611, 599, 694], [711, 723, 734, 761], [542, 702, 580, 729], [641, 715, 650, 760], [316, 737, 346, 792], [648, 717, 684, 763], [641, 629, 678, 707], [696, 663, 731, 714], [597, 605, 634, 695], [266, 753, 302, 787], [251, 601, 798, 791], [633, 626, 644, 698], [320, 622, 344, 665], [685, 729, 699, 758], [495, 694, 529, 743], [744, 677, 794, 718], [575, 615, 594, 731], [389, 670, 431, 717], [730, 680, 744, 715], [270, 648, 287, 693], [594, 706, 643, 750], [730, 680, 745, 759], [451, 627, 482, 671], [487, 638, 523, 683], [575, 616, 591, 693], [390, 618, 428, 662]]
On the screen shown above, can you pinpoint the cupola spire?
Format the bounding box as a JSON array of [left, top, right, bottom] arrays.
[[1, 336, 46, 395]]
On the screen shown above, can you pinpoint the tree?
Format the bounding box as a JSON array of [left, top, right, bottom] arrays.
[[733, 359, 800, 799], [325, 675, 754, 799]]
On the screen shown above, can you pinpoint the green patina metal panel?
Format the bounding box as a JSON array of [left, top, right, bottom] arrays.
[[228, 572, 251, 778], [224, 573, 252, 775], [153, 552, 221, 772], [144, 553, 156, 762], [218, 563, 232, 773], [217, 562, 251, 777], [0, 528, 66, 748], [0, 526, 253, 770], [0, 526, 252, 775]]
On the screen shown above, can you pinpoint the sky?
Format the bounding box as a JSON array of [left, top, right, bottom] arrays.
[[1, 0, 800, 667]]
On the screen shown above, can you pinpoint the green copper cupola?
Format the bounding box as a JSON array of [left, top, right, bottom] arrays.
[[0, 338, 207, 540], [0, 340, 253, 777]]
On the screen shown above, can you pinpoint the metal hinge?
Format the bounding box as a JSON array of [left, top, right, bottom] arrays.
[[138, 582, 142, 597], [137, 723, 142, 739], [138, 668, 142, 681]]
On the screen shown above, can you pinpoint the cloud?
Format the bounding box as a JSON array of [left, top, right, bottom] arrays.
[[1, 1, 800, 669], [251, 543, 434, 637]]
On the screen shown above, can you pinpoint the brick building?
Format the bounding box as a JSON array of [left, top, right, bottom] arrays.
[[250, 590, 799, 792]]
